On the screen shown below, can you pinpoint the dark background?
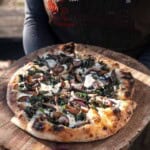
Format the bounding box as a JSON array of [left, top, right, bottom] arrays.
[[0, 38, 24, 60]]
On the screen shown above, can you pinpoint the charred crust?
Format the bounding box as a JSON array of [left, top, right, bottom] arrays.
[[127, 111, 132, 115], [62, 42, 75, 53], [113, 107, 121, 118], [89, 133, 93, 137], [103, 126, 107, 130], [125, 91, 131, 98], [53, 125, 64, 132], [121, 72, 134, 80]]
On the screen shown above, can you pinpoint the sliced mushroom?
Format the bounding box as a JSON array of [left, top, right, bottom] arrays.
[[43, 103, 57, 111], [73, 59, 82, 67], [58, 115, 69, 126], [71, 83, 84, 91], [50, 111, 62, 119], [18, 96, 30, 102], [66, 105, 80, 115], [71, 99, 87, 106], [32, 120, 45, 131], [75, 73, 83, 83], [53, 65, 64, 74], [68, 64, 74, 72]]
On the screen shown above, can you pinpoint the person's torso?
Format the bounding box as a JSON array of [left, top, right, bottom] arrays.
[[44, 0, 150, 57]]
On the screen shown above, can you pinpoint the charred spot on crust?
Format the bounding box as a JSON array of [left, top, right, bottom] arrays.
[[32, 120, 45, 131], [103, 126, 107, 130], [125, 91, 131, 97], [53, 125, 64, 132], [127, 111, 132, 115], [89, 134, 93, 137], [113, 107, 121, 117], [62, 42, 75, 53], [121, 72, 133, 79]]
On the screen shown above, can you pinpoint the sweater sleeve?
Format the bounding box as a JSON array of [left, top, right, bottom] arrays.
[[23, 0, 56, 54]]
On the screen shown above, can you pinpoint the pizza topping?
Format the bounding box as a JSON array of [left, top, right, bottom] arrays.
[[61, 42, 75, 54], [14, 50, 136, 130], [81, 56, 95, 68], [53, 65, 64, 74], [57, 115, 69, 126], [66, 105, 80, 115], [18, 96, 30, 102], [24, 106, 36, 119], [32, 119, 45, 131], [84, 74, 95, 88], [18, 74, 25, 82], [72, 59, 81, 67], [46, 59, 57, 68]]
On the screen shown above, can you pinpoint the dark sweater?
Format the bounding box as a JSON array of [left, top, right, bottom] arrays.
[[43, 0, 150, 57]]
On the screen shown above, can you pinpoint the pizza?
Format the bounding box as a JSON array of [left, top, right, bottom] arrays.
[[7, 43, 137, 142]]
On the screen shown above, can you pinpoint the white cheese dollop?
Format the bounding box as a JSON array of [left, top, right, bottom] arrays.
[[67, 113, 76, 127], [84, 74, 95, 88], [46, 59, 57, 68], [39, 82, 61, 95]]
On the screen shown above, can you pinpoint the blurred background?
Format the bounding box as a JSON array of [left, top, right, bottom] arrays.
[[0, 0, 24, 76]]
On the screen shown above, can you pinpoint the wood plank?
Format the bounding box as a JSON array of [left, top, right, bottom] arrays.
[[0, 7, 24, 38]]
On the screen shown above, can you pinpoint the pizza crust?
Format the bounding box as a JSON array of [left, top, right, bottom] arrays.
[[11, 101, 136, 142]]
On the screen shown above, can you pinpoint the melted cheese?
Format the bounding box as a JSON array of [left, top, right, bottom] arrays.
[[97, 108, 113, 128], [39, 66, 48, 72], [84, 74, 95, 88], [46, 59, 57, 68], [94, 62, 102, 69], [17, 92, 32, 99], [39, 82, 61, 95], [67, 113, 76, 127]]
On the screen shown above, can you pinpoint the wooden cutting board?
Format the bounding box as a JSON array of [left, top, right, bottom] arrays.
[[0, 43, 150, 150]]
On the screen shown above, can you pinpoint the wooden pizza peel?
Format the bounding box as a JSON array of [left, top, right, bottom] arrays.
[[0, 43, 150, 150]]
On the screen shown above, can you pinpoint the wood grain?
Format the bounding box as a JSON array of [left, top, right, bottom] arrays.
[[0, 43, 150, 150]]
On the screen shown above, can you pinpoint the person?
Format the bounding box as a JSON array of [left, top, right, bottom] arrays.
[[23, 0, 150, 69]]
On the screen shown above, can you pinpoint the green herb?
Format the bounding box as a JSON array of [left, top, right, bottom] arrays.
[[61, 105, 66, 113], [75, 92, 89, 101], [18, 84, 27, 91], [58, 98, 67, 106], [28, 68, 44, 76], [75, 112, 86, 121], [99, 61, 110, 71], [29, 95, 43, 105], [81, 57, 95, 68], [24, 107, 36, 119], [95, 85, 115, 98], [39, 108, 45, 113], [39, 91, 49, 95], [18, 74, 25, 82], [34, 56, 45, 66]]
